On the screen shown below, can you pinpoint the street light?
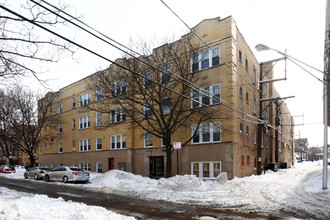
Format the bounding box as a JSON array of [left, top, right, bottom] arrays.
[[256, 43, 328, 190]]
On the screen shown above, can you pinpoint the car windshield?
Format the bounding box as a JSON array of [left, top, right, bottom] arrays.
[[70, 167, 84, 171]]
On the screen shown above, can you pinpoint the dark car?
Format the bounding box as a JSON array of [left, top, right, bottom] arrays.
[[24, 166, 51, 180], [0, 165, 16, 174]]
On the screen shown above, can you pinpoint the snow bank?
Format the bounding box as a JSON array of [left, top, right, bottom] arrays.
[[0, 187, 135, 220]]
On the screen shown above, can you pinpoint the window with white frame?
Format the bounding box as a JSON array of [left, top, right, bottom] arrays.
[[110, 134, 126, 150], [58, 142, 63, 153], [58, 102, 63, 114], [144, 72, 153, 88], [253, 68, 257, 84], [50, 143, 52, 149], [110, 80, 126, 97], [161, 65, 171, 84], [79, 93, 91, 107], [191, 161, 221, 179], [96, 162, 102, 173], [96, 89, 102, 102], [58, 123, 62, 133], [191, 46, 220, 72], [39, 146, 42, 154], [253, 98, 256, 114], [144, 101, 153, 118], [79, 139, 91, 152], [191, 121, 221, 144], [110, 108, 126, 124], [80, 163, 91, 171], [72, 119, 76, 129], [161, 97, 171, 115], [79, 116, 90, 129], [72, 140, 76, 152], [96, 112, 102, 126], [191, 84, 220, 108], [144, 133, 153, 148], [72, 97, 76, 108], [96, 137, 102, 151], [44, 144, 47, 150]]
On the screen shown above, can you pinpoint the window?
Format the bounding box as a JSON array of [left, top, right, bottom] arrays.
[[246, 126, 249, 136], [96, 89, 102, 102], [39, 146, 42, 154], [79, 116, 91, 129], [96, 113, 102, 126], [191, 84, 221, 108], [110, 134, 126, 150], [72, 140, 76, 152], [191, 121, 221, 144], [253, 98, 256, 114], [50, 144, 52, 149], [161, 65, 171, 84], [211, 46, 220, 66], [110, 108, 126, 123], [201, 49, 209, 69], [72, 119, 76, 129], [246, 93, 249, 103], [44, 144, 47, 150], [191, 162, 221, 179], [161, 97, 171, 115], [245, 59, 248, 70], [80, 163, 91, 171], [72, 97, 76, 108], [240, 123, 243, 133], [144, 133, 153, 148], [58, 102, 63, 114], [96, 137, 102, 151], [144, 101, 153, 118], [191, 46, 220, 72], [253, 68, 256, 84], [239, 87, 242, 98], [96, 162, 102, 173], [144, 72, 153, 88], [58, 143, 63, 153], [254, 130, 257, 144], [110, 80, 126, 97], [79, 139, 91, 152], [58, 123, 62, 133], [238, 50, 242, 62], [79, 93, 90, 107]]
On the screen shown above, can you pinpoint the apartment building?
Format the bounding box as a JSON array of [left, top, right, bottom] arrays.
[[38, 16, 294, 179]]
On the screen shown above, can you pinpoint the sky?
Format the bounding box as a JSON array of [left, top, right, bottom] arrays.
[[1, 162, 329, 219], [9, 0, 327, 146]]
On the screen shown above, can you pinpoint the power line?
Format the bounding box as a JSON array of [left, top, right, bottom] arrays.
[[0, 4, 259, 124], [30, 0, 261, 124]]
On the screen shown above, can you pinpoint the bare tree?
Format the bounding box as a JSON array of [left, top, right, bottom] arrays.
[[0, 86, 59, 166], [0, 0, 74, 84], [88, 36, 224, 177]]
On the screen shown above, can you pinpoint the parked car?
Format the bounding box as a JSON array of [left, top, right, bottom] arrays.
[[44, 166, 89, 183], [0, 165, 16, 174], [24, 166, 51, 180]]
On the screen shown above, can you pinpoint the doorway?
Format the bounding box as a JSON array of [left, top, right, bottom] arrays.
[[149, 156, 164, 177], [108, 158, 114, 171]]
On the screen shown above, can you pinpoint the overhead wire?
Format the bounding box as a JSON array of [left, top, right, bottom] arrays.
[[30, 0, 261, 124], [0, 3, 259, 124]]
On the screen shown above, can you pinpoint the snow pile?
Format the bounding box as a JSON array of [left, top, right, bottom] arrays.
[[0, 187, 135, 220]]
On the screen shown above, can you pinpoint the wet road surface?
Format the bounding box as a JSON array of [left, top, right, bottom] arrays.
[[0, 176, 283, 219]]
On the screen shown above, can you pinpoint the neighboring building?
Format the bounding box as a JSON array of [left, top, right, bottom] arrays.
[[294, 138, 308, 161], [38, 16, 294, 179]]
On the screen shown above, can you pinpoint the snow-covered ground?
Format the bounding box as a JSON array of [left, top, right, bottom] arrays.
[[1, 161, 329, 219]]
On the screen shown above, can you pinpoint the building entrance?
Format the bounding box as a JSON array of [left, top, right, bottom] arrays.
[[149, 156, 164, 177]]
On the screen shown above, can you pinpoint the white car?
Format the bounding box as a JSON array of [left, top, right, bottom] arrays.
[[24, 166, 51, 180], [44, 166, 89, 183]]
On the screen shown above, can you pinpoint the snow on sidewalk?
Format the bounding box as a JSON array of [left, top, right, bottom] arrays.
[[0, 187, 135, 220]]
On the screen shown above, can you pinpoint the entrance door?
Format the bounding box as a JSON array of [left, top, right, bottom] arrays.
[[108, 158, 114, 171], [149, 156, 164, 177]]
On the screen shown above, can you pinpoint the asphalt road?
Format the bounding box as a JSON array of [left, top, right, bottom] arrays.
[[0, 176, 282, 219]]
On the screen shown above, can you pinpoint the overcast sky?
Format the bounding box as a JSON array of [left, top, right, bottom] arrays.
[[12, 0, 327, 146]]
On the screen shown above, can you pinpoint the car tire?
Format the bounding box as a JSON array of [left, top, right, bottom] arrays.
[[34, 173, 39, 180], [63, 176, 68, 183], [24, 173, 28, 179], [45, 175, 50, 182]]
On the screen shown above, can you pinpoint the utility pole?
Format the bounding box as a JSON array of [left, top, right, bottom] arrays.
[[257, 63, 263, 175], [274, 99, 280, 163]]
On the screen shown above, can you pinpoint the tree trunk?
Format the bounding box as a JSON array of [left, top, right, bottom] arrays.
[[28, 153, 36, 167], [165, 145, 172, 178]]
